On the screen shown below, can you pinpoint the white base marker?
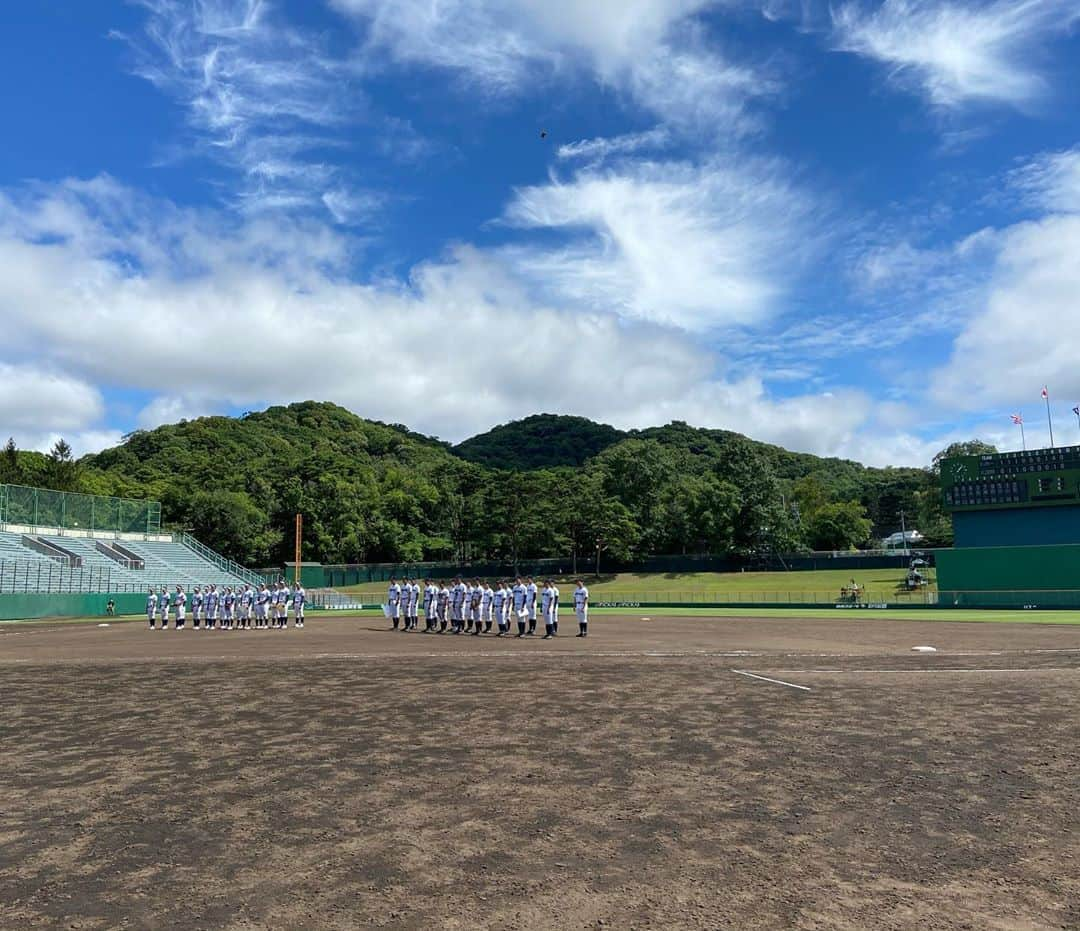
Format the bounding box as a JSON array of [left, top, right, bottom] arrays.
[[731, 669, 811, 691]]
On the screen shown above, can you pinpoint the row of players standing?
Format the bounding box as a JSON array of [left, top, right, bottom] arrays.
[[146, 581, 307, 630], [388, 577, 590, 638]]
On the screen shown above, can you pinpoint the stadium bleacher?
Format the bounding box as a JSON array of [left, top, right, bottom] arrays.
[[0, 530, 254, 593]]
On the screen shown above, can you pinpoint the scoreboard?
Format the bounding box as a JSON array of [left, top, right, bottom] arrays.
[[941, 446, 1080, 511]]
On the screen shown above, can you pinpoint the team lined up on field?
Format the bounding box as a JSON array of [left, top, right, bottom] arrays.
[[387, 577, 590, 638], [145, 582, 307, 630]]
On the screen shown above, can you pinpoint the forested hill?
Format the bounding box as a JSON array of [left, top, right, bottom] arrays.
[[454, 414, 626, 469], [4, 401, 949, 567]]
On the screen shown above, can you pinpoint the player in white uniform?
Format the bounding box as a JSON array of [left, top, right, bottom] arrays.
[[541, 581, 555, 639], [387, 578, 401, 630], [437, 583, 450, 633], [278, 584, 291, 629], [292, 584, 306, 628], [158, 587, 171, 629], [574, 580, 589, 637], [255, 584, 269, 628], [423, 580, 438, 632], [526, 578, 538, 635], [481, 583, 494, 634], [449, 578, 462, 634], [492, 583, 506, 636], [551, 582, 561, 635], [511, 578, 527, 637], [146, 587, 158, 629], [175, 585, 187, 629], [191, 586, 203, 629], [409, 579, 421, 631], [461, 581, 473, 633]]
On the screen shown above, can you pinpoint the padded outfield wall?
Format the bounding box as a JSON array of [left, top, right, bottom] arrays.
[[0, 592, 147, 621], [935, 544, 1080, 605]]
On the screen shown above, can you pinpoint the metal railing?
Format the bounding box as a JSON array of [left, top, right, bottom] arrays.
[[177, 534, 263, 586], [0, 559, 138, 594]]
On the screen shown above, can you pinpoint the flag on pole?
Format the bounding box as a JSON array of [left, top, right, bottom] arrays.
[[1043, 387, 1055, 446], [1011, 413, 1023, 424], [1073, 406, 1080, 417]]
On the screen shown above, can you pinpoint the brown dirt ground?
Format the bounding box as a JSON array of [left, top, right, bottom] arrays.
[[2, 614, 1079, 930]]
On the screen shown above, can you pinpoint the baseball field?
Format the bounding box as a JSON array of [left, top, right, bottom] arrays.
[[3, 611, 1079, 930]]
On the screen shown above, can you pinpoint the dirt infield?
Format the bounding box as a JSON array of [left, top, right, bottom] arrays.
[[3, 615, 1079, 930]]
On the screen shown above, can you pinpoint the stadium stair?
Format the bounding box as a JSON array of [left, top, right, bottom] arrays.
[[0, 530, 254, 594]]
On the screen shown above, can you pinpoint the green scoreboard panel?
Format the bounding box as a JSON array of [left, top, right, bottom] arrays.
[[941, 446, 1080, 511]]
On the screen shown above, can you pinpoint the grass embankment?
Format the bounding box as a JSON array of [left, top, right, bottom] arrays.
[[339, 568, 929, 604]]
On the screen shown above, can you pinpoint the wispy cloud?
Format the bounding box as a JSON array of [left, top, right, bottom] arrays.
[[557, 127, 672, 162], [331, 0, 773, 132], [1010, 146, 1080, 214], [118, 0, 374, 219], [502, 156, 817, 331], [832, 0, 1080, 109]]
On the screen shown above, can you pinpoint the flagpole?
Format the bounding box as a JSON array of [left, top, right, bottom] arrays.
[[1020, 420, 1026, 451], [1045, 390, 1055, 447], [1074, 405, 1080, 442]]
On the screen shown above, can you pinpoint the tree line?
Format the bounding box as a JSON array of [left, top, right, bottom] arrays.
[[0, 403, 989, 567]]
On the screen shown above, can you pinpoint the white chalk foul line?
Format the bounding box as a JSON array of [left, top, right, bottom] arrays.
[[731, 669, 812, 691]]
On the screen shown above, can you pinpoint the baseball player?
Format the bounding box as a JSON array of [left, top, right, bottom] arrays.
[[481, 581, 494, 633], [192, 585, 204, 629], [387, 577, 401, 630], [175, 585, 187, 629], [512, 577, 527, 637], [526, 577, 538, 635], [541, 581, 556, 639], [292, 584, 306, 628], [574, 579, 589, 637], [158, 587, 171, 630], [146, 587, 158, 630]]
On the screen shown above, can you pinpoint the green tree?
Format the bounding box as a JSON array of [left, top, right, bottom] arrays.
[[560, 471, 641, 573], [805, 501, 873, 551], [657, 475, 739, 554], [184, 489, 279, 565], [0, 438, 21, 485], [45, 438, 80, 492]]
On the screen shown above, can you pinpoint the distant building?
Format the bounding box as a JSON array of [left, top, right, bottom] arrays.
[[882, 530, 923, 548]]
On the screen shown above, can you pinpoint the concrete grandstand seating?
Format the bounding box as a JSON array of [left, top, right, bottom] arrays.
[[0, 531, 251, 593]]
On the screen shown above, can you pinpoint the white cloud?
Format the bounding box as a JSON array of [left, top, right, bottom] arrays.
[[0, 176, 916, 462], [1010, 146, 1080, 214], [502, 157, 816, 331], [332, 0, 773, 131], [0, 365, 104, 434], [557, 127, 672, 162], [832, 0, 1080, 109], [119, 0, 366, 218], [930, 213, 1080, 408], [137, 395, 223, 429]]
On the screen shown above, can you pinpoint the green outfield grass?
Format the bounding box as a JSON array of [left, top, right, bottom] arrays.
[[584, 606, 1080, 624], [338, 567, 930, 602]]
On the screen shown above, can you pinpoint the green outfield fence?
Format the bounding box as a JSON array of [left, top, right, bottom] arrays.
[[4, 588, 1080, 620], [317, 588, 1080, 610], [0, 592, 147, 621], [0, 484, 161, 535]]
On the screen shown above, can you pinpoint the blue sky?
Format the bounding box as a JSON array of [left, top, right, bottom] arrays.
[[1, 0, 1079, 466]]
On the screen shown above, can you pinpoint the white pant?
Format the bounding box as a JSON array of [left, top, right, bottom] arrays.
[[576, 607, 588, 623]]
